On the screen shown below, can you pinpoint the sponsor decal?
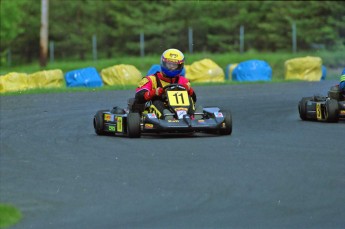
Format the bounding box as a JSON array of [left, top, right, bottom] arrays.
[[117, 117, 123, 132], [175, 108, 188, 111], [176, 109, 187, 119], [215, 112, 223, 117], [108, 125, 116, 132], [316, 103, 322, 120], [148, 113, 157, 119], [198, 120, 205, 123], [145, 123, 154, 129], [104, 114, 112, 121], [168, 120, 179, 122]]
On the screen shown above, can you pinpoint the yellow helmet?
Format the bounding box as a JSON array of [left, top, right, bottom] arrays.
[[160, 48, 185, 78]]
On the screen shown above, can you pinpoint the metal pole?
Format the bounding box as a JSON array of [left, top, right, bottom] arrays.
[[292, 22, 297, 53], [240, 25, 244, 54], [140, 32, 145, 57], [49, 41, 54, 63], [188, 27, 193, 54], [92, 34, 97, 61]]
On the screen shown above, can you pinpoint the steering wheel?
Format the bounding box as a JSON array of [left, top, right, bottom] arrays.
[[163, 83, 186, 91]]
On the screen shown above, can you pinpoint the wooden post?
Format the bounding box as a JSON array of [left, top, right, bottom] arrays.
[[40, 0, 49, 67]]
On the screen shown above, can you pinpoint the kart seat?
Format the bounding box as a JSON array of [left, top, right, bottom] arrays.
[[313, 94, 327, 102], [328, 85, 342, 100], [111, 106, 126, 114]]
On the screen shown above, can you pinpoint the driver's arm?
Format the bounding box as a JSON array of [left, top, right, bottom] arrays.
[[135, 77, 161, 103], [136, 88, 164, 102], [135, 90, 147, 103]]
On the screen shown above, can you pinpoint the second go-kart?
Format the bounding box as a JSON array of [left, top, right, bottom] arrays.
[[94, 84, 232, 137], [298, 85, 345, 122]]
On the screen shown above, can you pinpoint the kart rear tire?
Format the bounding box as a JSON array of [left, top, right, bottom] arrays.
[[219, 110, 232, 135], [94, 110, 108, 135], [298, 97, 312, 120], [127, 112, 141, 138], [325, 99, 339, 123]]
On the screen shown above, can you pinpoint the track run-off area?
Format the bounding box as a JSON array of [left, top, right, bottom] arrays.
[[1, 80, 344, 229]]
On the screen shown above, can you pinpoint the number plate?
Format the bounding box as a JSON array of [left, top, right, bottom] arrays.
[[167, 91, 190, 106]]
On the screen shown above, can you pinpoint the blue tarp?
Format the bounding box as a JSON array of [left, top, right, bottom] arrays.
[[232, 60, 272, 81], [321, 65, 327, 80], [65, 67, 103, 87], [147, 64, 185, 77]]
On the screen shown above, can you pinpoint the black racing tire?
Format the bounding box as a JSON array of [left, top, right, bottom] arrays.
[[219, 110, 232, 135], [325, 99, 339, 123], [94, 110, 108, 135], [127, 112, 141, 138], [298, 97, 312, 121]]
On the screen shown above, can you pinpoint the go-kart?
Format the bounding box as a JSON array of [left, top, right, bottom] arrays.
[[93, 84, 232, 137], [298, 85, 345, 122]]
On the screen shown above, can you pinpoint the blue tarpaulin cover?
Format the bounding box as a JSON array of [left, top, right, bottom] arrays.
[[65, 67, 103, 87], [147, 64, 185, 77], [232, 60, 272, 81], [321, 65, 327, 80]]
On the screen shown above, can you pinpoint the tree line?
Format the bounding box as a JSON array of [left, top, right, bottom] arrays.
[[1, 0, 344, 65]]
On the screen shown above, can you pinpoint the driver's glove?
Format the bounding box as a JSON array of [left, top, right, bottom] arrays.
[[144, 87, 164, 101]]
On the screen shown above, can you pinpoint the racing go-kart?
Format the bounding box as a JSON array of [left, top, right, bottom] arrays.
[[298, 85, 345, 122], [93, 84, 232, 137]]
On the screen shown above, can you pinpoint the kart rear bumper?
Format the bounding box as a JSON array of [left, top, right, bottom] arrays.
[[304, 99, 345, 120]]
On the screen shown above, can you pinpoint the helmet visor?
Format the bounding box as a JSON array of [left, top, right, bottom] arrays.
[[162, 58, 183, 71], [166, 62, 179, 70]]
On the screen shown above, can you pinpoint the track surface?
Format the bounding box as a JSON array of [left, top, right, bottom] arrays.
[[1, 81, 344, 229]]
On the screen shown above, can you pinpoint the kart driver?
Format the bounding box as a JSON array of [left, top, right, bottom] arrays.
[[135, 48, 197, 119]]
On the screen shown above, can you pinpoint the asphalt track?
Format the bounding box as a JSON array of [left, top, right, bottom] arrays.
[[1, 80, 344, 229]]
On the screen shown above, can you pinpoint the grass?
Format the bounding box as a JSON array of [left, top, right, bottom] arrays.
[[0, 204, 22, 228]]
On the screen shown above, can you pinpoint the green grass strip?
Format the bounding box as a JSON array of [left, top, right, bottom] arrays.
[[0, 203, 22, 228]]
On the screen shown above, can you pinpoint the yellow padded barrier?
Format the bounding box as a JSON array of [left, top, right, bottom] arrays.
[[185, 59, 225, 83], [284, 56, 322, 81], [28, 69, 64, 89], [101, 64, 142, 86], [0, 72, 28, 93]]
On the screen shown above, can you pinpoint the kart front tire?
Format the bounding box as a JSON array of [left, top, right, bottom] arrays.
[[325, 99, 339, 123], [298, 97, 312, 121], [94, 110, 108, 135], [219, 110, 232, 135], [127, 112, 141, 138]]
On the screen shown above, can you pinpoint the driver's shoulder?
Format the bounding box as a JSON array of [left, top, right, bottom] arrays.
[[178, 77, 190, 84]]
